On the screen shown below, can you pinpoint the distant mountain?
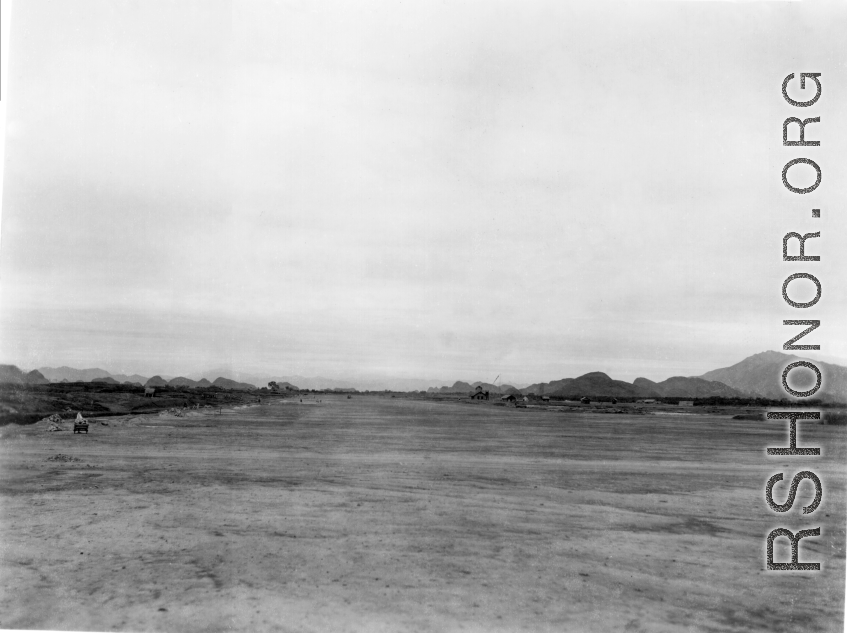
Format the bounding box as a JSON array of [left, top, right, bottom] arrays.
[[27, 352, 845, 402], [426, 381, 511, 394], [190, 368, 456, 392], [700, 350, 847, 402], [265, 375, 423, 391], [39, 366, 111, 382], [522, 372, 653, 398], [110, 373, 149, 384], [428, 381, 473, 394], [212, 377, 256, 391], [168, 377, 199, 388], [189, 369, 328, 390], [633, 376, 744, 398], [0, 365, 50, 385], [188, 367, 255, 383], [0, 365, 27, 384], [268, 381, 300, 391], [27, 370, 50, 385], [426, 380, 523, 394], [92, 376, 119, 384], [471, 382, 520, 394]]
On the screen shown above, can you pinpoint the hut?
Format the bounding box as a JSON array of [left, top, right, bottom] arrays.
[[469, 385, 489, 401]]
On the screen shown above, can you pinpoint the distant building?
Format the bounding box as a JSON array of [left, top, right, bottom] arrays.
[[678, 400, 694, 407], [470, 385, 489, 401], [500, 394, 517, 402], [541, 396, 551, 402], [636, 399, 657, 404]]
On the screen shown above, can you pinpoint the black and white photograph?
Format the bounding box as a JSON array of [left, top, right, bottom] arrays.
[[0, 1, 845, 632]]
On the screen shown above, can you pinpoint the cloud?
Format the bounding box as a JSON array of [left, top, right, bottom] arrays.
[[3, 0, 847, 381]]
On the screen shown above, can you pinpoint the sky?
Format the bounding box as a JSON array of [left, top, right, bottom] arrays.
[[1, 0, 846, 386]]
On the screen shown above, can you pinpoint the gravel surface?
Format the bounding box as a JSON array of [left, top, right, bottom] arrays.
[[0, 395, 844, 632]]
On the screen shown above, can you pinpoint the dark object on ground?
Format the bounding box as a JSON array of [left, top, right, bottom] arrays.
[[74, 421, 89, 434], [580, 397, 591, 405], [46, 454, 81, 462]]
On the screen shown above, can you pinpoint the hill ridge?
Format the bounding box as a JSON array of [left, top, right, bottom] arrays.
[[12, 352, 847, 402]]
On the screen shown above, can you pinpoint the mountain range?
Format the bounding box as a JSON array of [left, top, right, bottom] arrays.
[[14, 351, 847, 401], [426, 372, 747, 399], [491, 351, 842, 401], [38, 366, 168, 384], [34, 367, 260, 391], [700, 350, 847, 402], [186, 369, 453, 392], [514, 372, 746, 399], [427, 381, 522, 395], [633, 376, 742, 398], [0, 365, 50, 385]]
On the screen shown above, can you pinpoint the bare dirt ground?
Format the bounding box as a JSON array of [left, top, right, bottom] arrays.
[[0, 396, 844, 632]]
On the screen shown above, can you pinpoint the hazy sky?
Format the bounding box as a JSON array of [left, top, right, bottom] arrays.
[[1, 1, 846, 385]]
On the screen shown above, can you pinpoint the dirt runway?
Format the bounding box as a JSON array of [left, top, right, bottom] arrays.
[[0, 396, 844, 632]]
